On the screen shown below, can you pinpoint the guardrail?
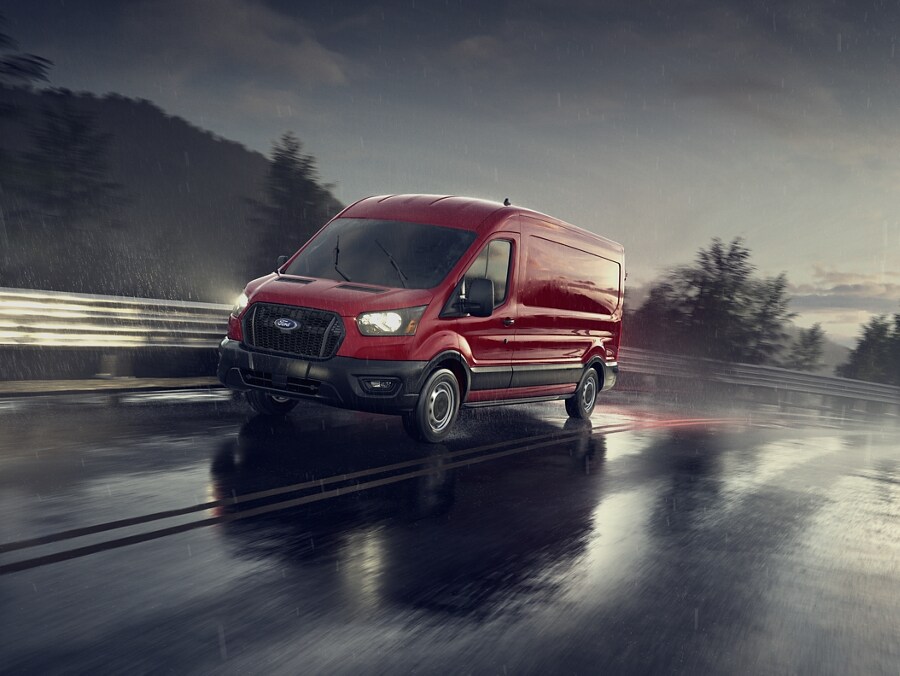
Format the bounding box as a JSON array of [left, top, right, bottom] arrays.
[[1, 287, 898, 409], [0, 287, 229, 348], [619, 348, 900, 407]]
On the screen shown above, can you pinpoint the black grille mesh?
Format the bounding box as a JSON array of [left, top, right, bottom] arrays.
[[246, 303, 344, 359]]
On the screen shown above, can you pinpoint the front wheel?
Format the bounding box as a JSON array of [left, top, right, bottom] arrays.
[[565, 367, 599, 419], [246, 390, 299, 416], [406, 369, 460, 443]]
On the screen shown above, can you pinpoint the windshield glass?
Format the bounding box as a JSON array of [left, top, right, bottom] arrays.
[[285, 218, 477, 289]]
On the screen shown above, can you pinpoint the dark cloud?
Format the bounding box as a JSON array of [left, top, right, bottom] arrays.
[[791, 294, 900, 314], [121, 0, 351, 87], [789, 266, 900, 317]]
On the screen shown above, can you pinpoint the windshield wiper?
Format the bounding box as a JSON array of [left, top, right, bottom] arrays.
[[333, 236, 351, 282], [375, 239, 408, 288]]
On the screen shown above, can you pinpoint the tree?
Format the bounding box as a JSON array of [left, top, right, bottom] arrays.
[[250, 131, 341, 272], [631, 237, 796, 364], [20, 89, 121, 230], [0, 18, 50, 87], [785, 323, 825, 372], [745, 273, 793, 364], [0, 12, 51, 96], [836, 315, 899, 385], [0, 12, 52, 269]]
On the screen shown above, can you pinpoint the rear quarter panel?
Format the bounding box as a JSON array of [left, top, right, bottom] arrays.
[[514, 215, 623, 367]]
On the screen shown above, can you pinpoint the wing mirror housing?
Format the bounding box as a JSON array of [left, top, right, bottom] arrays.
[[464, 278, 494, 317]]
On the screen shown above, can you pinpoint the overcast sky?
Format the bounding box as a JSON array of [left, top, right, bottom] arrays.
[[8, 0, 900, 344]]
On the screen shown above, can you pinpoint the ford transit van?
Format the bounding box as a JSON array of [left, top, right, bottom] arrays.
[[218, 195, 623, 442]]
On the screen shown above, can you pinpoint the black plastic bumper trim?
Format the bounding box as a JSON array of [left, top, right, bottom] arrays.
[[509, 362, 583, 388], [600, 361, 618, 391], [217, 340, 424, 414]]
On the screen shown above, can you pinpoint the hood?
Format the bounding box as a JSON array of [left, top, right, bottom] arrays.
[[245, 274, 435, 316]]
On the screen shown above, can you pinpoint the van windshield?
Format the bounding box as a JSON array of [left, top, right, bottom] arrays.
[[284, 218, 477, 289]]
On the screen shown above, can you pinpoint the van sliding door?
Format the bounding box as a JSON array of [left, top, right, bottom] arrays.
[[511, 233, 619, 391]]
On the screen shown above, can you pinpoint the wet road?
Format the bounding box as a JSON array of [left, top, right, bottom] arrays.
[[0, 392, 898, 674]]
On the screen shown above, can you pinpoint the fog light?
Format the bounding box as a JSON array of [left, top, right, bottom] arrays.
[[359, 377, 399, 394]]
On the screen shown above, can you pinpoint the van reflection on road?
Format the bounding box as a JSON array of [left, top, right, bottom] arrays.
[[210, 414, 456, 528], [563, 417, 604, 475], [207, 411, 611, 618]]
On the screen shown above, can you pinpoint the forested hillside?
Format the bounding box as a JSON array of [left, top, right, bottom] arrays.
[[0, 87, 341, 301]]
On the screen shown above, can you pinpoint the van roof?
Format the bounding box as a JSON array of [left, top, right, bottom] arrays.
[[340, 194, 504, 229], [339, 194, 623, 255]]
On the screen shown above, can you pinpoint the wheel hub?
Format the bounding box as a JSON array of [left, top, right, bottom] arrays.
[[428, 382, 454, 431], [582, 377, 596, 410]]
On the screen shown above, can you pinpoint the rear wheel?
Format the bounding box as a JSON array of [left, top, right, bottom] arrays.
[[405, 369, 460, 443], [565, 367, 599, 419], [246, 390, 299, 416]]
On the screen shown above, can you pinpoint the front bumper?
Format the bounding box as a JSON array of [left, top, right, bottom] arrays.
[[218, 339, 425, 414]]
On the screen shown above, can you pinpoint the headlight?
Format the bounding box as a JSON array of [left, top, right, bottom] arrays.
[[357, 306, 426, 336], [232, 292, 249, 317]]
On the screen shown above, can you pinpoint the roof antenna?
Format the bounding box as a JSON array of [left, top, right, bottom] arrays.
[[503, 198, 511, 206]]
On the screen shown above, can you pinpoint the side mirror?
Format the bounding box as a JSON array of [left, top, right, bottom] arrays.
[[275, 255, 289, 270], [465, 278, 494, 317]]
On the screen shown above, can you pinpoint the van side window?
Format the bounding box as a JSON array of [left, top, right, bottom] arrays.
[[521, 235, 620, 314], [442, 239, 512, 316]]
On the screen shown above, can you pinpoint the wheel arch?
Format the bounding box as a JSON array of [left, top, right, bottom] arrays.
[[584, 355, 618, 393], [420, 350, 471, 400]]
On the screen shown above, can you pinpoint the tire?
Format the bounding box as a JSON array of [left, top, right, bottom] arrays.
[[246, 390, 299, 416], [406, 369, 460, 443], [565, 367, 599, 419]]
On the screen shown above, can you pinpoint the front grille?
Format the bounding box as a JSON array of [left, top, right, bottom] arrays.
[[245, 303, 344, 359]]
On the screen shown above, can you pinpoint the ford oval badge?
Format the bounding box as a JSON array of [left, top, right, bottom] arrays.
[[274, 317, 299, 330]]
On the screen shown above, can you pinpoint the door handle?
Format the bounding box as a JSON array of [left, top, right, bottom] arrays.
[[502, 317, 515, 327]]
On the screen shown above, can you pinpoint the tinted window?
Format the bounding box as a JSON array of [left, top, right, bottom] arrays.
[[442, 239, 513, 315], [463, 240, 512, 306], [285, 218, 477, 289], [521, 236, 620, 314]]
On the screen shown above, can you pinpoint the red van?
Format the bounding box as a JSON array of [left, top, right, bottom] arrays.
[[218, 195, 623, 442]]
